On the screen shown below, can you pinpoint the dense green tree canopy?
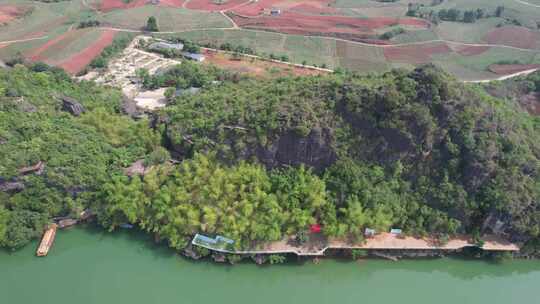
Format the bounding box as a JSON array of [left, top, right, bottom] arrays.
[[0, 64, 159, 249], [1, 64, 538, 253], [160, 65, 539, 244]]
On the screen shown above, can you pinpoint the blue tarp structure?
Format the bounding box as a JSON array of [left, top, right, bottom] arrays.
[[390, 229, 402, 235], [192, 234, 235, 252], [215, 236, 235, 244]]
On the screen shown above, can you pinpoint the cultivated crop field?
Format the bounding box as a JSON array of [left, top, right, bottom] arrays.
[[161, 29, 340, 67], [1, 0, 540, 80], [201, 48, 328, 78], [98, 6, 231, 31]]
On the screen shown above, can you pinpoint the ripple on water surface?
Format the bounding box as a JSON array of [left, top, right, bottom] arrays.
[[1, 227, 539, 304]]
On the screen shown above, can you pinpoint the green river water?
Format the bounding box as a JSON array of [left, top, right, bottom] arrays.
[[1, 227, 539, 304]]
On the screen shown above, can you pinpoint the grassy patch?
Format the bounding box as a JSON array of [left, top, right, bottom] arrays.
[[391, 29, 438, 43], [99, 6, 232, 31], [159, 29, 338, 68], [336, 40, 389, 73], [432, 46, 540, 79], [435, 18, 503, 43]]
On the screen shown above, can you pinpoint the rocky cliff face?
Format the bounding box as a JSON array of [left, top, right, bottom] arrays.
[[165, 126, 337, 171], [254, 128, 336, 171]]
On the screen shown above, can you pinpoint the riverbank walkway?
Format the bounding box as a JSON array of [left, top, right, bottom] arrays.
[[193, 233, 520, 256]]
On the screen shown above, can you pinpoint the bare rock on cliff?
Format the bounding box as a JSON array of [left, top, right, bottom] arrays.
[[256, 127, 336, 171], [18, 161, 45, 175], [124, 160, 147, 177], [121, 95, 142, 118], [61, 96, 85, 116], [0, 180, 25, 193]]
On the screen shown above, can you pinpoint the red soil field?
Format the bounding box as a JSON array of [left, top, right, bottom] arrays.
[[383, 43, 451, 64], [452, 44, 489, 56], [231, 11, 428, 39], [0, 5, 26, 23], [26, 31, 78, 61], [202, 48, 325, 77], [485, 26, 540, 49], [158, 0, 185, 7], [288, 3, 337, 15], [100, 0, 183, 12], [232, 0, 335, 16], [58, 30, 117, 74], [185, 0, 248, 12], [100, 0, 148, 12], [488, 64, 540, 75]]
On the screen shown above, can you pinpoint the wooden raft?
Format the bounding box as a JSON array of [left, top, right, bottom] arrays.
[[36, 224, 57, 257]]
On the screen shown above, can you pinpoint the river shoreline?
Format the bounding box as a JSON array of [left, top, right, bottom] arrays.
[[184, 245, 524, 265], [22, 224, 530, 265], [3, 227, 540, 304], [87, 225, 531, 264]]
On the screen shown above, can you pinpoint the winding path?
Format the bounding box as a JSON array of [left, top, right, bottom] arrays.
[[220, 11, 239, 29], [0, 36, 49, 45], [3, 26, 537, 82], [465, 68, 540, 83], [81, 0, 100, 14], [94, 25, 540, 82], [193, 233, 520, 256], [76, 0, 540, 53], [513, 0, 540, 8], [3, 0, 540, 84], [100, 26, 540, 52]]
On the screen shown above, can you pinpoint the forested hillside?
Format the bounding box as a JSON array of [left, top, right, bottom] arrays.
[[1, 64, 539, 254], [483, 72, 540, 116], [0, 64, 160, 249]]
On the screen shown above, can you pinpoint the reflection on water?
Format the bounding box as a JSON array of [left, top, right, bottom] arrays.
[[1, 226, 540, 304]]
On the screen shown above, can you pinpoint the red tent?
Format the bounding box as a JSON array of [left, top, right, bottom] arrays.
[[310, 224, 322, 233]]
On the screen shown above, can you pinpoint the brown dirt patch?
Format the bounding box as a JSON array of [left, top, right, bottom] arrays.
[[58, 30, 117, 74], [185, 0, 247, 11], [520, 92, 540, 116], [26, 30, 86, 61], [0, 5, 28, 24], [157, 0, 185, 7], [452, 44, 489, 56], [383, 43, 451, 64], [288, 2, 337, 15], [100, 0, 184, 12], [488, 64, 540, 75], [485, 26, 540, 49], [100, 0, 147, 12], [202, 48, 326, 77]]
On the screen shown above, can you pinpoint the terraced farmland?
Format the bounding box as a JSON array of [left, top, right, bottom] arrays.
[[1, 0, 540, 80]]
